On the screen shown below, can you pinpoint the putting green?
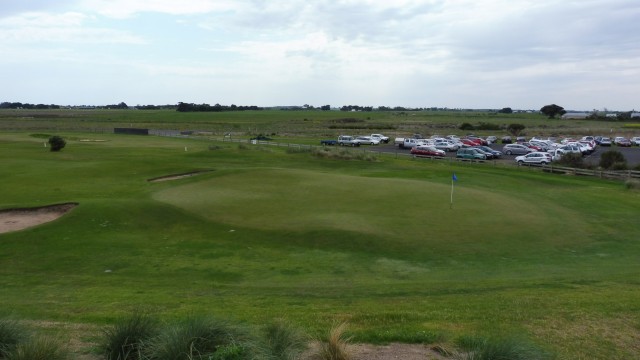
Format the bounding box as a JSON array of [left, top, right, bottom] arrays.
[[152, 168, 588, 253]]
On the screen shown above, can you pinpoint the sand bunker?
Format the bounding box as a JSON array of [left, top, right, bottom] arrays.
[[0, 203, 78, 234], [148, 170, 213, 182]]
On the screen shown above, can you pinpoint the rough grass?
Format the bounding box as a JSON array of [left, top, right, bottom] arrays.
[[0, 319, 28, 358], [262, 320, 308, 360], [455, 334, 551, 360], [101, 312, 158, 360], [6, 336, 69, 360], [318, 323, 352, 360]]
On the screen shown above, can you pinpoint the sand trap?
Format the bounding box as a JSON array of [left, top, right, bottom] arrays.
[[0, 203, 78, 234], [148, 170, 213, 182]]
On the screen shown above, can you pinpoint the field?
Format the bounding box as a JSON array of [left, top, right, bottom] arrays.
[[1, 109, 640, 359]]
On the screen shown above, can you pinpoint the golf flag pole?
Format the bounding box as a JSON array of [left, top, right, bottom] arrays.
[[450, 173, 457, 209]]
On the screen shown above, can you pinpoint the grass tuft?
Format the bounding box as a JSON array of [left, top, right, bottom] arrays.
[[144, 316, 251, 360], [624, 179, 640, 190], [318, 323, 352, 360], [262, 319, 308, 360], [0, 318, 29, 358], [101, 311, 159, 360], [7, 336, 69, 360], [455, 334, 552, 360]]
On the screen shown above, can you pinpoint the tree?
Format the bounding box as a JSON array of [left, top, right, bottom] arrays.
[[540, 104, 566, 119], [48, 136, 66, 152], [498, 107, 513, 114], [599, 150, 627, 170], [506, 123, 525, 136]]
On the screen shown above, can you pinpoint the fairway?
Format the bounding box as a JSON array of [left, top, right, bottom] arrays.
[[1, 126, 639, 359]]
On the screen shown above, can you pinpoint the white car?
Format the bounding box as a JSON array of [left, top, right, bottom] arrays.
[[516, 152, 552, 165], [631, 137, 640, 146], [370, 134, 389, 143], [353, 136, 380, 145], [434, 139, 459, 151], [614, 136, 626, 145]]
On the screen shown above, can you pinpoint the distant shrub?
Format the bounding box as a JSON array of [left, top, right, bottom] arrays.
[[599, 150, 627, 169], [237, 143, 248, 150], [475, 122, 501, 131], [556, 152, 585, 168], [208, 145, 222, 150], [611, 161, 628, 171], [625, 179, 640, 190], [48, 136, 66, 152], [318, 323, 352, 360], [311, 148, 376, 161], [0, 318, 28, 358], [459, 123, 475, 131], [7, 336, 69, 360], [101, 311, 158, 360]]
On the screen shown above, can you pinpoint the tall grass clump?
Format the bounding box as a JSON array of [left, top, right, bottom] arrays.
[[7, 336, 69, 360], [0, 318, 28, 358], [625, 179, 640, 190], [101, 311, 159, 360], [455, 334, 552, 360], [262, 319, 308, 360], [144, 316, 253, 360], [318, 323, 352, 360]]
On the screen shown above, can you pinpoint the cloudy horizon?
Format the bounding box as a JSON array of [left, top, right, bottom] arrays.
[[2, 0, 639, 111]]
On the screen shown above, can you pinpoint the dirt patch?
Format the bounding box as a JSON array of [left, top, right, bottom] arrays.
[[0, 202, 78, 234], [148, 170, 213, 182], [302, 341, 451, 360]]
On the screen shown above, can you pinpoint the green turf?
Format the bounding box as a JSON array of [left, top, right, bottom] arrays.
[[1, 129, 639, 359]]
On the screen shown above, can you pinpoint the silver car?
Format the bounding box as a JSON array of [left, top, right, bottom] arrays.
[[502, 144, 533, 155]]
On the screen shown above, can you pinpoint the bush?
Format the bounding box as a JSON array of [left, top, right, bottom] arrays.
[[0, 318, 28, 358], [459, 123, 475, 131], [556, 152, 585, 168], [7, 336, 69, 360], [599, 150, 627, 169], [625, 179, 640, 190], [48, 136, 66, 152], [101, 312, 158, 360]]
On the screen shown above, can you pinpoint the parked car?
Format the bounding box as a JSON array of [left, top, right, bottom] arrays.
[[516, 136, 527, 143], [456, 148, 487, 160], [370, 134, 390, 143], [617, 138, 632, 147], [502, 143, 533, 155], [631, 137, 640, 146], [475, 145, 502, 158], [599, 137, 612, 146], [434, 139, 459, 151], [516, 152, 552, 165], [411, 145, 445, 157], [556, 144, 582, 155], [501, 136, 513, 144], [485, 136, 497, 144], [614, 136, 626, 145], [471, 147, 496, 159], [353, 136, 380, 145], [338, 135, 360, 147]]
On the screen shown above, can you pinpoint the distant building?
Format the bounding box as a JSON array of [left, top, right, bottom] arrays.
[[561, 112, 589, 119]]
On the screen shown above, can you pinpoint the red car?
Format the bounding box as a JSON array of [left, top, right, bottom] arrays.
[[411, 145, 445, 157], [461, 138, 482, 147]]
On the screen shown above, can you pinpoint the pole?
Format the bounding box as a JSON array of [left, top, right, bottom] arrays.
[[450, 178, 454, 209]]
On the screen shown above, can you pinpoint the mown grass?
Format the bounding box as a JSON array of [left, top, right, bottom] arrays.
[[1, 131, 639, 359]]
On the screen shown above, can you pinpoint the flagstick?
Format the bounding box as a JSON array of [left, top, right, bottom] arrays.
[[450, 178, 454, 209]]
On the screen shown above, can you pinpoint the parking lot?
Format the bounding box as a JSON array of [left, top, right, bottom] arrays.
[[365, 142, 640, 167]]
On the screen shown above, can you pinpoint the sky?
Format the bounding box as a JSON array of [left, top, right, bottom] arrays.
[[1, 0, 639, 110]]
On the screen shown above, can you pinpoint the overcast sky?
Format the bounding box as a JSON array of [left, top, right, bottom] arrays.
[[1, 0, 639, 110]]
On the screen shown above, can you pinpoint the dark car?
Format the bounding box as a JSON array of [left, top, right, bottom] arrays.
[[456, 148, 487, 160], [475, 145, 502, 158], [501, 136, 512, 144]]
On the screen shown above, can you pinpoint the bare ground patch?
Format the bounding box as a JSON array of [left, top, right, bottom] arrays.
[[0, 202, 78, 234], [147, 170, 214, 182]]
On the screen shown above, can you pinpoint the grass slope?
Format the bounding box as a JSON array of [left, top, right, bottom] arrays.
[[1, 132, 639, 359]]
